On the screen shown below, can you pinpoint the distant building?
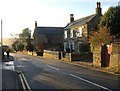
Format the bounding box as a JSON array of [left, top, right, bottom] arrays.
[[64, 2, 102, 53], [33, 21, 64, 53]]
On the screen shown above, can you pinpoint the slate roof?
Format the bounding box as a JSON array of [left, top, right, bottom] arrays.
[[64, 14, 97, 29], [34, 27, 64, 36]]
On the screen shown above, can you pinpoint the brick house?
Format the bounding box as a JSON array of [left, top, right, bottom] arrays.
[[33, 21, 64, 55], [64, 2, 102, 53]]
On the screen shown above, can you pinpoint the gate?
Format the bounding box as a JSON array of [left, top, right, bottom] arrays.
[[101, 45, 110, 67]]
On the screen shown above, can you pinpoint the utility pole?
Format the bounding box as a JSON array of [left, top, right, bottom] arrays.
[[1, 20, 3, 47], [0, 20, 3, 60]]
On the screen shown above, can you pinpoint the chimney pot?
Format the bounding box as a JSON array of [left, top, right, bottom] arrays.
[[35, 21, 37, 28], [70, 14, 74, 23], [96, 2, 102, 15]]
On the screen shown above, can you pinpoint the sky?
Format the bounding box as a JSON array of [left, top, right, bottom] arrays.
[[0, 0, 119, 38]]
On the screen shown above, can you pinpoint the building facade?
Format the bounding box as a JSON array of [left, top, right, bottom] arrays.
[[33, 21, 64, 53], [64, 2, 102, 53]]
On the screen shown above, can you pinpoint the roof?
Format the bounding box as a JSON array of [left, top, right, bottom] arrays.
[[35, 27, 64, 35], [64, 14, 97, 29]]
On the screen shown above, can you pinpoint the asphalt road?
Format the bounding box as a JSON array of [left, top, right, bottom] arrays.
[[12, 53, 119, 90]]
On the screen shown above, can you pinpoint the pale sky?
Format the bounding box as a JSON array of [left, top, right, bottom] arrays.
[[0, 0, 119, 38]]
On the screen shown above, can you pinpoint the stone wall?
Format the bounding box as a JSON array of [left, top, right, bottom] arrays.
[[93, 46, 102, 67], [71, 52, 93, 61], [93, 43, 120, 67], [44, 50, 70, 61], [44, 50, 92, 62], [110, 43, 120, 67]]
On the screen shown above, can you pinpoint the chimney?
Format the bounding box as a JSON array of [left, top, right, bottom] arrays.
[[70, 14, 74, 23], [35, 21, 37, 28], [96, 2, 102, 15]]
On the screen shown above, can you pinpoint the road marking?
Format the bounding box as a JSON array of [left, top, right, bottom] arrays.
[[18, 71, 31, 91], [46, 64, 60, 71], [69, 74, 112, 91]]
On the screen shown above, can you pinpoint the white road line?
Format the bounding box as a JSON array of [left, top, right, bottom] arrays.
[[46, 65, 60, 71], [70, 74, 112, 91]]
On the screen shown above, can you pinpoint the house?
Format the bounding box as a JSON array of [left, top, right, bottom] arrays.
[[33, 21, 64, 55], [64, 2, 102, 53]]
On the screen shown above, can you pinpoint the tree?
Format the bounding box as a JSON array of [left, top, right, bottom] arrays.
[[17, 42, 24, 51], [19, 28, 34, 52], [19, 28, 31, 39], [89, 27, 112, 51], [12, 40, 19, 52], [99, 6, 120, 36], [11, 28, 34, 52], [25, 38, 34, 52]]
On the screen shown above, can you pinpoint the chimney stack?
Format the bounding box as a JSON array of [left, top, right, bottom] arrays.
[[96, 2, 102, 15], [35, 21, 37, 28], [70, 14, 74, 23]]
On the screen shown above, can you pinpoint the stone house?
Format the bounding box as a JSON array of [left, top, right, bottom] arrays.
[[33, 21, 64, 55], [64, 2, 102, 53]]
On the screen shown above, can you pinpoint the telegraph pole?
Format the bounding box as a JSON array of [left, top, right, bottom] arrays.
[[1, 20, 3, 60], [1, 20, 3, 47]]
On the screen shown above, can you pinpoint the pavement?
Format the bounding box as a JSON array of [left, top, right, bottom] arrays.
[[31, 54, 120, 76], [1, 55, 19, 90], [66, 60, 120, 76]]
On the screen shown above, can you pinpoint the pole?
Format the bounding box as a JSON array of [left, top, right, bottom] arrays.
[[1, 20, 3, 60], [1, 20, 3, 47]]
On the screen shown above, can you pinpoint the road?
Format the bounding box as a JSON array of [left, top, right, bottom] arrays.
[[12, 53, 119, 90]]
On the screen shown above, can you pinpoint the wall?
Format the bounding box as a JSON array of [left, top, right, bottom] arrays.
[[71, 52, 93, 61], [87, 14, 101, 34], [110, 43, 120, 67], [93, 43, 120, 67], [93, 46, 102, 67], [44, 50, 92, 62]]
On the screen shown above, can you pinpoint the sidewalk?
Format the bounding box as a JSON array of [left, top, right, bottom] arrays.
[[67, 60, 119, 75], [35, 55, 120, 75], [2, 55, 19, 90]]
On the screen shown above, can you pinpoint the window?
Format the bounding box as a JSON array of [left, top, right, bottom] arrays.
[[71, 41, 75, 50], [64, 42, 67, 52], [76, 27, 82, 38], [79, 27, 82, 37], [64, 31, 67, 38], [70, 30, 73, 38]]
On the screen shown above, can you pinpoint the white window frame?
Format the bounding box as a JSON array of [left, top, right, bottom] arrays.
[[64, 31, 67, 38], [64, 42, 67, 52], [79, 27, 82, 37], [70, 29, 73, 38], [72, 41, 75, 50]]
